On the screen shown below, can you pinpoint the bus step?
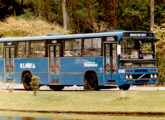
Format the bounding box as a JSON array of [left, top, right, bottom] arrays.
[[108, 79, 115, 82]]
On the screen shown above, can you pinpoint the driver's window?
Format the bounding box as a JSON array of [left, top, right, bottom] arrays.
[[140, 42, 153, 59]]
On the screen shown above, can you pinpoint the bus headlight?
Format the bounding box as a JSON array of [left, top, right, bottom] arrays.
[[150, 74, 153, 79], [154, 74, 157, 78], [129, 75, 133, 79], [126, 75, 128, 79]]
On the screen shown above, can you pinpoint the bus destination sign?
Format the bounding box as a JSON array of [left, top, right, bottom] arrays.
[[106, 37, 116, 42], [130, 33, 146, 37], [123, 33, 153, 37]]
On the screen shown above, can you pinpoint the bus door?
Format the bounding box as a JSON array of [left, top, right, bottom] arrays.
[[48, 44, 61, 84], [4, 46, 15, 74], [104, 43, 117, 84]]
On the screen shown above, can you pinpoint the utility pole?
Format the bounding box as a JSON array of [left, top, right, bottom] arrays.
[[62, 0, 67, 30], [150, 0, 154, 31]]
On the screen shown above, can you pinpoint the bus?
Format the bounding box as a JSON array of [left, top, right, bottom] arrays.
[[0, 31, 158, 90]]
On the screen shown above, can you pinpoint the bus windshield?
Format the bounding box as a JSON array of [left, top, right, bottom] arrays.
[[119, 38, 156, 68]]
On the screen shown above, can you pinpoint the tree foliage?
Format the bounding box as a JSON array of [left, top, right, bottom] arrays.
[[153, 24, 165, 85], [0, 0, 165, 33]]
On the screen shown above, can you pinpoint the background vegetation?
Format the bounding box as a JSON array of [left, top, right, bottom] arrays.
[[0, 0, 165, 33], [0, 0, 165, 84]]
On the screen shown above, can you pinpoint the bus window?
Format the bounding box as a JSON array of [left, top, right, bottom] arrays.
[[64, 39, 81, 57], [18, 42, 26, 57], [120, 39, 135, 59], [0, 43, 3, 58], [30, 41, 45, 57], [83, 38, 101, 56], [112, 44, 117, 74], [140, 42, 153, 59]]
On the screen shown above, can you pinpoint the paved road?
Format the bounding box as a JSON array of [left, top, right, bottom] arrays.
[[0, 82, 165, 91]]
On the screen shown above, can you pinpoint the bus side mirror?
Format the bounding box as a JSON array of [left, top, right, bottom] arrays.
[[117, 45, 121, 55]]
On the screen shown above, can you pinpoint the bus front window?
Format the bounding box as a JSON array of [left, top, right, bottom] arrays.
[[120, 39, 156, 68]]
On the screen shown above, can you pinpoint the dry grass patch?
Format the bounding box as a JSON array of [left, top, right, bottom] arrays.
[[0, 17, 69, 37]]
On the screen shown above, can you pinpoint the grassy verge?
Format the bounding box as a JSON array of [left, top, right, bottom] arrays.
[[0, 111, 165, 120], [0, 91, 165, 112]]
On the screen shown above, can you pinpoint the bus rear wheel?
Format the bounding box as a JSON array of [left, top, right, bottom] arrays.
[[119, 84, 130, 90], [86, 72, 99, 91], [22, 72, 32, 90], [49, 85, 64, 91]]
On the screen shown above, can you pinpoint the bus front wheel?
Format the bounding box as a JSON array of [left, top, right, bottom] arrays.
[[22, 72, 32, 90], [119, 84, 130, 90], [49, 85, 64, 91]]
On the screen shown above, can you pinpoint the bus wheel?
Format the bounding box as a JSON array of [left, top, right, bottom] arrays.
[[22, 72, 32, 90], [119, 84, 130, 90], [87, 73, 99, 91], [49, 85, 64, 91]]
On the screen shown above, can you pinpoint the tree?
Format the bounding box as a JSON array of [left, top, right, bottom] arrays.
[[62, 0, 67, 30], [150, 0, 154, 30]]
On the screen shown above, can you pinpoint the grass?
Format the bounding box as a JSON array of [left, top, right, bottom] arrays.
[[0, 90, 165, 112], [0, 17, 69, 37]]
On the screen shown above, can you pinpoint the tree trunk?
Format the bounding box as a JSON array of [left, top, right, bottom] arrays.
[[164, 0, 165, 19], [112, 0, 117, 29], [20, 0, 23, 6], [150, 0, 154, 31], [62, 0, 67, 30]]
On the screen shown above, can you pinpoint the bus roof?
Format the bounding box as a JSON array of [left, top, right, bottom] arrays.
[[0, 31, 154, 42]]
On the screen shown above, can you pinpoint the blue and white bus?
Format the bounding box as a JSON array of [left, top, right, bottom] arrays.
[[0, 31, 158, 90]]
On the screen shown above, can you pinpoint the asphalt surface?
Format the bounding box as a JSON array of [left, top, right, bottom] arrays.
[[0, 82, 165, 91]]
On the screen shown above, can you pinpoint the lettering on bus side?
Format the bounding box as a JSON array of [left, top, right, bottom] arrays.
[[84, 62, 98, 67], [20, 63, 36, 69]]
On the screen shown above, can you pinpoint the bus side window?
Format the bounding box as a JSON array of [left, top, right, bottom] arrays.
[[64, 39, 81, 57], [30, 41, 45, 58], [0, 43, 3, 58], [18, 42, 26, 58], [83, 38, 101, 56]]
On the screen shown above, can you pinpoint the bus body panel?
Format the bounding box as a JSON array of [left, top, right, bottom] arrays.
[[60, 75, 84, 85], [14, 58, 49, 84], [0, 59, 4, 73]]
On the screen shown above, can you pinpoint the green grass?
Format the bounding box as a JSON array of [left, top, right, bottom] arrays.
[[0, 91, 165, 112]]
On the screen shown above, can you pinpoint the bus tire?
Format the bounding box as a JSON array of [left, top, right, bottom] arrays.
[[119, 84, 130, 90], [49, 85, 64, 91], [86, 72, 99, 91], [22, 72, 32, 90]]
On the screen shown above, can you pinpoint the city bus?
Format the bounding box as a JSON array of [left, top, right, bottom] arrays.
[[0, 31, 158, 90]]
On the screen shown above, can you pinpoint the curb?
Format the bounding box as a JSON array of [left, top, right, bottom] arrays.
[[0, 109, 165, 116]]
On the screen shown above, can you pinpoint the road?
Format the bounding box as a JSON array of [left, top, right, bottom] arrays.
[[0, 82, 165, 91]]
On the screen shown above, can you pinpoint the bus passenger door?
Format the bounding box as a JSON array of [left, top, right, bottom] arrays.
[[104, 43, 117, 84], [48, 44, 61, 84], [4, 46, 15, 75]]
